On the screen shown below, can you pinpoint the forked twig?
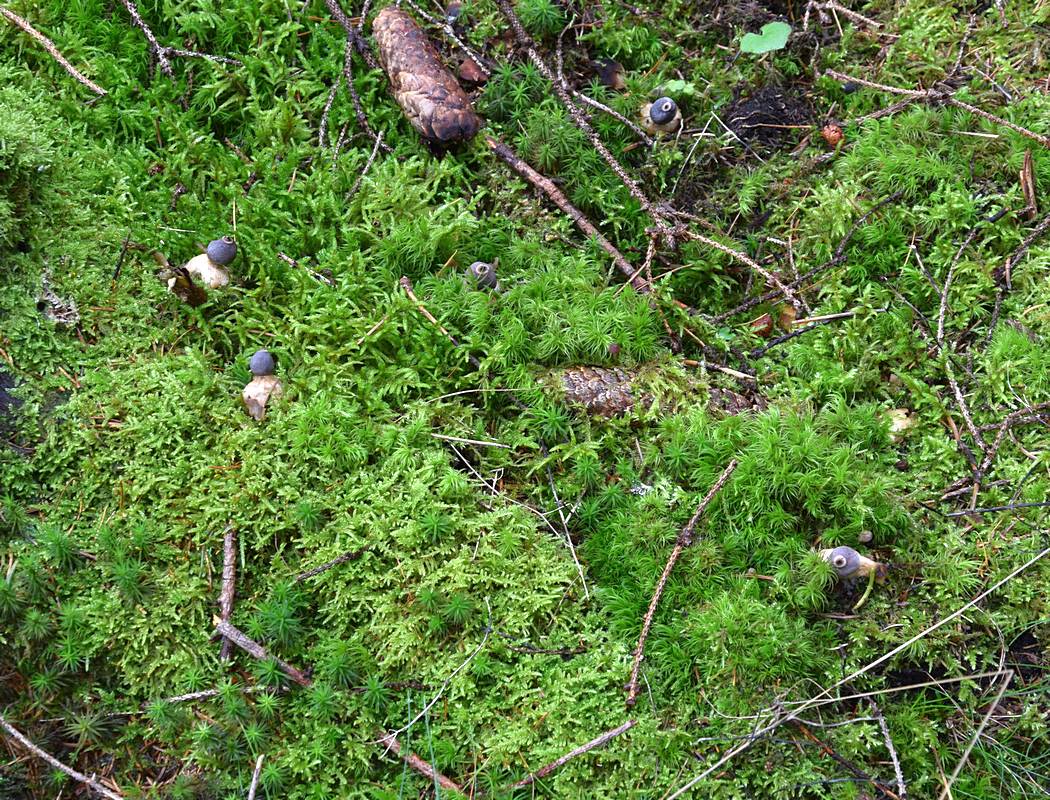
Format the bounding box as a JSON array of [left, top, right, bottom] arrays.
[[0, 7, 106, 95], [118, 0, 240, 76], [212, 618, 313, 687], [510, 719, 637, 788], [0, 714, 123, 799], [626, 460, 738, 706]]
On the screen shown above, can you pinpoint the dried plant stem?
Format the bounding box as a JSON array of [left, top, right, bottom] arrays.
[[0, 7, 106, 95], [511, 719, 638, 788], [218, 527, 237, 660], [872, 702, 907, 799], [378, 732, 466, 795], [0, 713, 123, 800], [246, 754, 265, 800], [212, 618, 313, 687], [937, 670, 1014, 800], [792, 721, 899, 799], [484, 135, 646, 291], [626, 460, 738, 706], [347, 131, 385, 197]]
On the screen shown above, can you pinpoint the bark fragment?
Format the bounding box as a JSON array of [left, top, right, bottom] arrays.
[[373, 8, 480, 144]]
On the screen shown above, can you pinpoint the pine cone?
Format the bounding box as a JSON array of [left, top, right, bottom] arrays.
[[560, 366, 640, 417], [373, 8, 481, 144]]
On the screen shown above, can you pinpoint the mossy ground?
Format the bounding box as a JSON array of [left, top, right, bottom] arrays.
[[1, 1, 1048, 798]]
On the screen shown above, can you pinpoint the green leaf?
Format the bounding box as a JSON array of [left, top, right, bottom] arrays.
[[661, 79, 698, 98], [740, 21, 792, 54]]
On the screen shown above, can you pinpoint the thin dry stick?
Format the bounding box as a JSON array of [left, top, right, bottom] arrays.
[[792, 721, 899, 799], [0, 7, 106, 95], [626, 459, 738, 706], [246, 753, 265, 800], [0, 713, 123, 800], [431, 433, 510, 449], [680, 228, 807, 313], [119, 0, 173, 75], [495, 0, 671, 234], [294, 547, 366, 582], [400, 276, 482, 366], [510, 719, 638, 788], [346, 131, 384, 198], [212, 618, 313, 687], [218, 527, 237, 660], [384, 599, 492, 743], [319, 81, 339, 146], [484, 135, 645, 291], [872, 702, 907, 799], [378, 732, 466, 795], [546, 464, 590, 600], [401, 0, 489, 78], [665, 547, 1050, 799], [938, 670, 1014, 800]]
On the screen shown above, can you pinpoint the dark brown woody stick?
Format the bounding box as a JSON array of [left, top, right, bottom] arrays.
[[484, 135, 647, 292], [625, 459, 738, 706], [510, 719, 637, 788], [218, 528, 237, 660], [294, 547, 367, 582], [0, 713, 123, 799], [212, 618, 313, 687], [0, 7, 107, 95], [378, 732, 466, 795]]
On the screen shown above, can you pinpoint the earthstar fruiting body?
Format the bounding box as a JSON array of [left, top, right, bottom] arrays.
[[206, 235, 238, 266], [642, 96, 681, 134], [819, 545, 883, 579], [249, 349, 276, 376], [467, 260, 498, 289], [373, 7, 481, 144], [243, 375, 283, 421]]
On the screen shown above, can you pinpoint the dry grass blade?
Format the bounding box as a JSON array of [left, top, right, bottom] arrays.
[[510, 719, 638, 788]]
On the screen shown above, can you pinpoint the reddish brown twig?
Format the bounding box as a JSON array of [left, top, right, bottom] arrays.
[[212, 618, 312, 687], [510, 719, 637, 788], [378, 732, 466, 795], [625, 459, 738, 706], [0, 7, 106, 95], [484, 135, 646, 292], [0, 713, 123, 799], [494, 0, 671, 235], [792, 720, 899, 799], [294, 547, 367, 582], [218, 528, 237, 660]]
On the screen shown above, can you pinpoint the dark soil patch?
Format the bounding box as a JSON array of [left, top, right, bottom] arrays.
[[724, 84, 813, 149]]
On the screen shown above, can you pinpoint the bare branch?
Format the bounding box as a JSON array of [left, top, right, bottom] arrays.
[[212, 618, 313, 687], [511, 719, 637, 788], [0, 713, 123, 799], [0, 7, 106, 95]]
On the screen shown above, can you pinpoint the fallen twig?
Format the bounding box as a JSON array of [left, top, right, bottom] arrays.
[[378, 732, 466, 795], [792, 721, 899, 799], [346, 131, 385, 197], [510, 719, 637, 788], [626, 459, 738, 706], [0, 713, 123, 799], [494, 0, 672, 236], [246, 753, 265, 800], [118, 0, 240, 77], [212, 618, 313, 687], [872, 702, 907, 799], [218, 528, 237, 660], [0, 7, 106, 95], [294, 547, 367, 582], [484, 135, 645, 292]]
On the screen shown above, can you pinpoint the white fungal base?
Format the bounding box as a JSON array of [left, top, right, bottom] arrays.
[[242, 375, 283, 421], [182, 253, 230, 290]]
